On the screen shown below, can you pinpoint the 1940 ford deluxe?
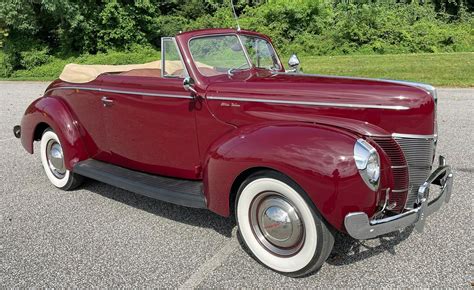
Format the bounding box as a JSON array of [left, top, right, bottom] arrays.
[[14, 28, 453, 277]]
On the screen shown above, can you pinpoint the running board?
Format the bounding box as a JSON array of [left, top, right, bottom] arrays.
[[73, 159, 206, 208]]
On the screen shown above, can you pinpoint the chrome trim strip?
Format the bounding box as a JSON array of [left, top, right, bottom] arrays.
[[392, 133, 435, 139], [391, 188, 409, 193], [391, 165, 408, 169], [207, 96, 409, 110], [45, 86, 192, 99]]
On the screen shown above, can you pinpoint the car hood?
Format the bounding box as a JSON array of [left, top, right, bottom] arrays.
[[205, 71, 436, 136]]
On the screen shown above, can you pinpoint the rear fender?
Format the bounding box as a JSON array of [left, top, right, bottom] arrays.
[[203, 122, 380, 231], [20, 96, 89, 170]]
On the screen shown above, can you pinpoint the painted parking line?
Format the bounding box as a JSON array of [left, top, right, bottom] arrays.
[[179, 227, 239, 289]]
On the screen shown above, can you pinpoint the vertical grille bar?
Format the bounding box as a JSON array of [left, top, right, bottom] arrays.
[[372, 137, 408, 212], [393, 136, 435, 209]]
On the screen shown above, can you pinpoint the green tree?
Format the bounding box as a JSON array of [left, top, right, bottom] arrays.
[[0, 0, 472, 76]]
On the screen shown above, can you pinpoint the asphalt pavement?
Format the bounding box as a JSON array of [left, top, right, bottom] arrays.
[[0, 82, 472, 287]]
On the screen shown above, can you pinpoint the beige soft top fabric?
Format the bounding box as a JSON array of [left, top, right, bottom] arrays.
[[59, 60, 187, 83]]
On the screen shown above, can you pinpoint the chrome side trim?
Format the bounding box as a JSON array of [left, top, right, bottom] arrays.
[[45, 86, 193, 99], [392, 133, 435, 139], [207, 96, 410, 110]]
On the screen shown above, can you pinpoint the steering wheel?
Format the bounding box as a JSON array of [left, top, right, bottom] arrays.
[[228, 62, 250, 75]]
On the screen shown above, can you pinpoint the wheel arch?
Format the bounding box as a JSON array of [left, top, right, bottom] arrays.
[[203, 121, 379, 232], [20, 96, 89, 169], [229, 166, 278, 216], [229, 167, 326, 219], [33, 122, 51, 141]]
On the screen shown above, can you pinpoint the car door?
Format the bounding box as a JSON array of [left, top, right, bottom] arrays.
[[60, 80, 111, 161], [99, 39, 201, 179]]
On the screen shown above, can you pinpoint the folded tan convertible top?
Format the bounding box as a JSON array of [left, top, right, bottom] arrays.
[[59, 60, 185, 83]]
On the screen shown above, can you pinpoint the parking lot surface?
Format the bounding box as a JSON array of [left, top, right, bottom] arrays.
[[0, 82, 472, 287]]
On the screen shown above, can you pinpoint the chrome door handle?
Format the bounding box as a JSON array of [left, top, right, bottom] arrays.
[[101, 96, 114, 107]]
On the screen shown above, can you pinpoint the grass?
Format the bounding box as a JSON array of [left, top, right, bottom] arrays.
[[1, 51, 473, 87], [298, 52, 474, 87]]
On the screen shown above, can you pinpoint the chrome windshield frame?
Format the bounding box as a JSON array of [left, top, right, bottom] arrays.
[[238, 34, 283, 71], [187, 33, 252, 76], [236, 34, 253, 70], [187, 32, 282, 76]]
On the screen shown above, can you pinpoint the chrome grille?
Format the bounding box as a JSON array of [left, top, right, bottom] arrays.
[[393, 135, 435, 209], [373, 137, 408, 212]]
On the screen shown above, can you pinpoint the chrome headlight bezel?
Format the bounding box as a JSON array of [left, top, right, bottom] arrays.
[[354, 139, 380, 191]]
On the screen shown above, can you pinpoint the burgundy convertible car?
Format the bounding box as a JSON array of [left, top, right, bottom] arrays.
[[15, 28, 453, 276]]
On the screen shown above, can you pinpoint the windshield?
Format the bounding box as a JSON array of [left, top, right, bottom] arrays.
[[189, 34, 280, 77], [189, 35, 251, 77], [240, 35, 281, 71]]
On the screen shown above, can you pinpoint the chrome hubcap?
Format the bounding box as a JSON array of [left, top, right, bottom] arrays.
[[250, 192, 304, 256], [46, 140, 66, 179]]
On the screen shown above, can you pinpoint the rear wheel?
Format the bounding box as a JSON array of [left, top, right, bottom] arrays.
[[40, 128, 83, 190], [235, 171, 334, 277]]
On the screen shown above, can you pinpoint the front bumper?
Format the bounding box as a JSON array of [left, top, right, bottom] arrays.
[[344, 156, 453, 240]]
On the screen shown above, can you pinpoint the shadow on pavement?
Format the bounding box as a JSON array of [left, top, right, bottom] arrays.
[[79, 179, 236, 238], [78, 178, 415, 266], [327, 226, 415, 266]]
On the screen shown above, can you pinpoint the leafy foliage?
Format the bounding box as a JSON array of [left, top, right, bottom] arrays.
[[0, 0, 473, 76]]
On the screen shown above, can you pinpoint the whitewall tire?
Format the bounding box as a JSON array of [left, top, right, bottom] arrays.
[[40, 128, 83, 190], [236, 171, 334, 277]]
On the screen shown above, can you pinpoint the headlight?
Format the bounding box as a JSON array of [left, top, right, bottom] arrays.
[[354, 139, 380, 191]]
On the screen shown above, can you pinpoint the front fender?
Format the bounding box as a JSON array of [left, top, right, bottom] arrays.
[[20, 96, 89, 170], [203, 122, 379, 231]]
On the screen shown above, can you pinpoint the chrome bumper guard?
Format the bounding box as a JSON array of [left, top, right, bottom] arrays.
[[344, 156, 453, 240]]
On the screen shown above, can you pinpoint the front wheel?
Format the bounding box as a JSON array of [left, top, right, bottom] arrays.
[[40, 128, 83, 190], [236, 171, 334, 277]]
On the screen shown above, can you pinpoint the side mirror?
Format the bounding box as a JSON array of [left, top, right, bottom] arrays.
[[183, 77, 198, 96], [287, 54, 300, 73]]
